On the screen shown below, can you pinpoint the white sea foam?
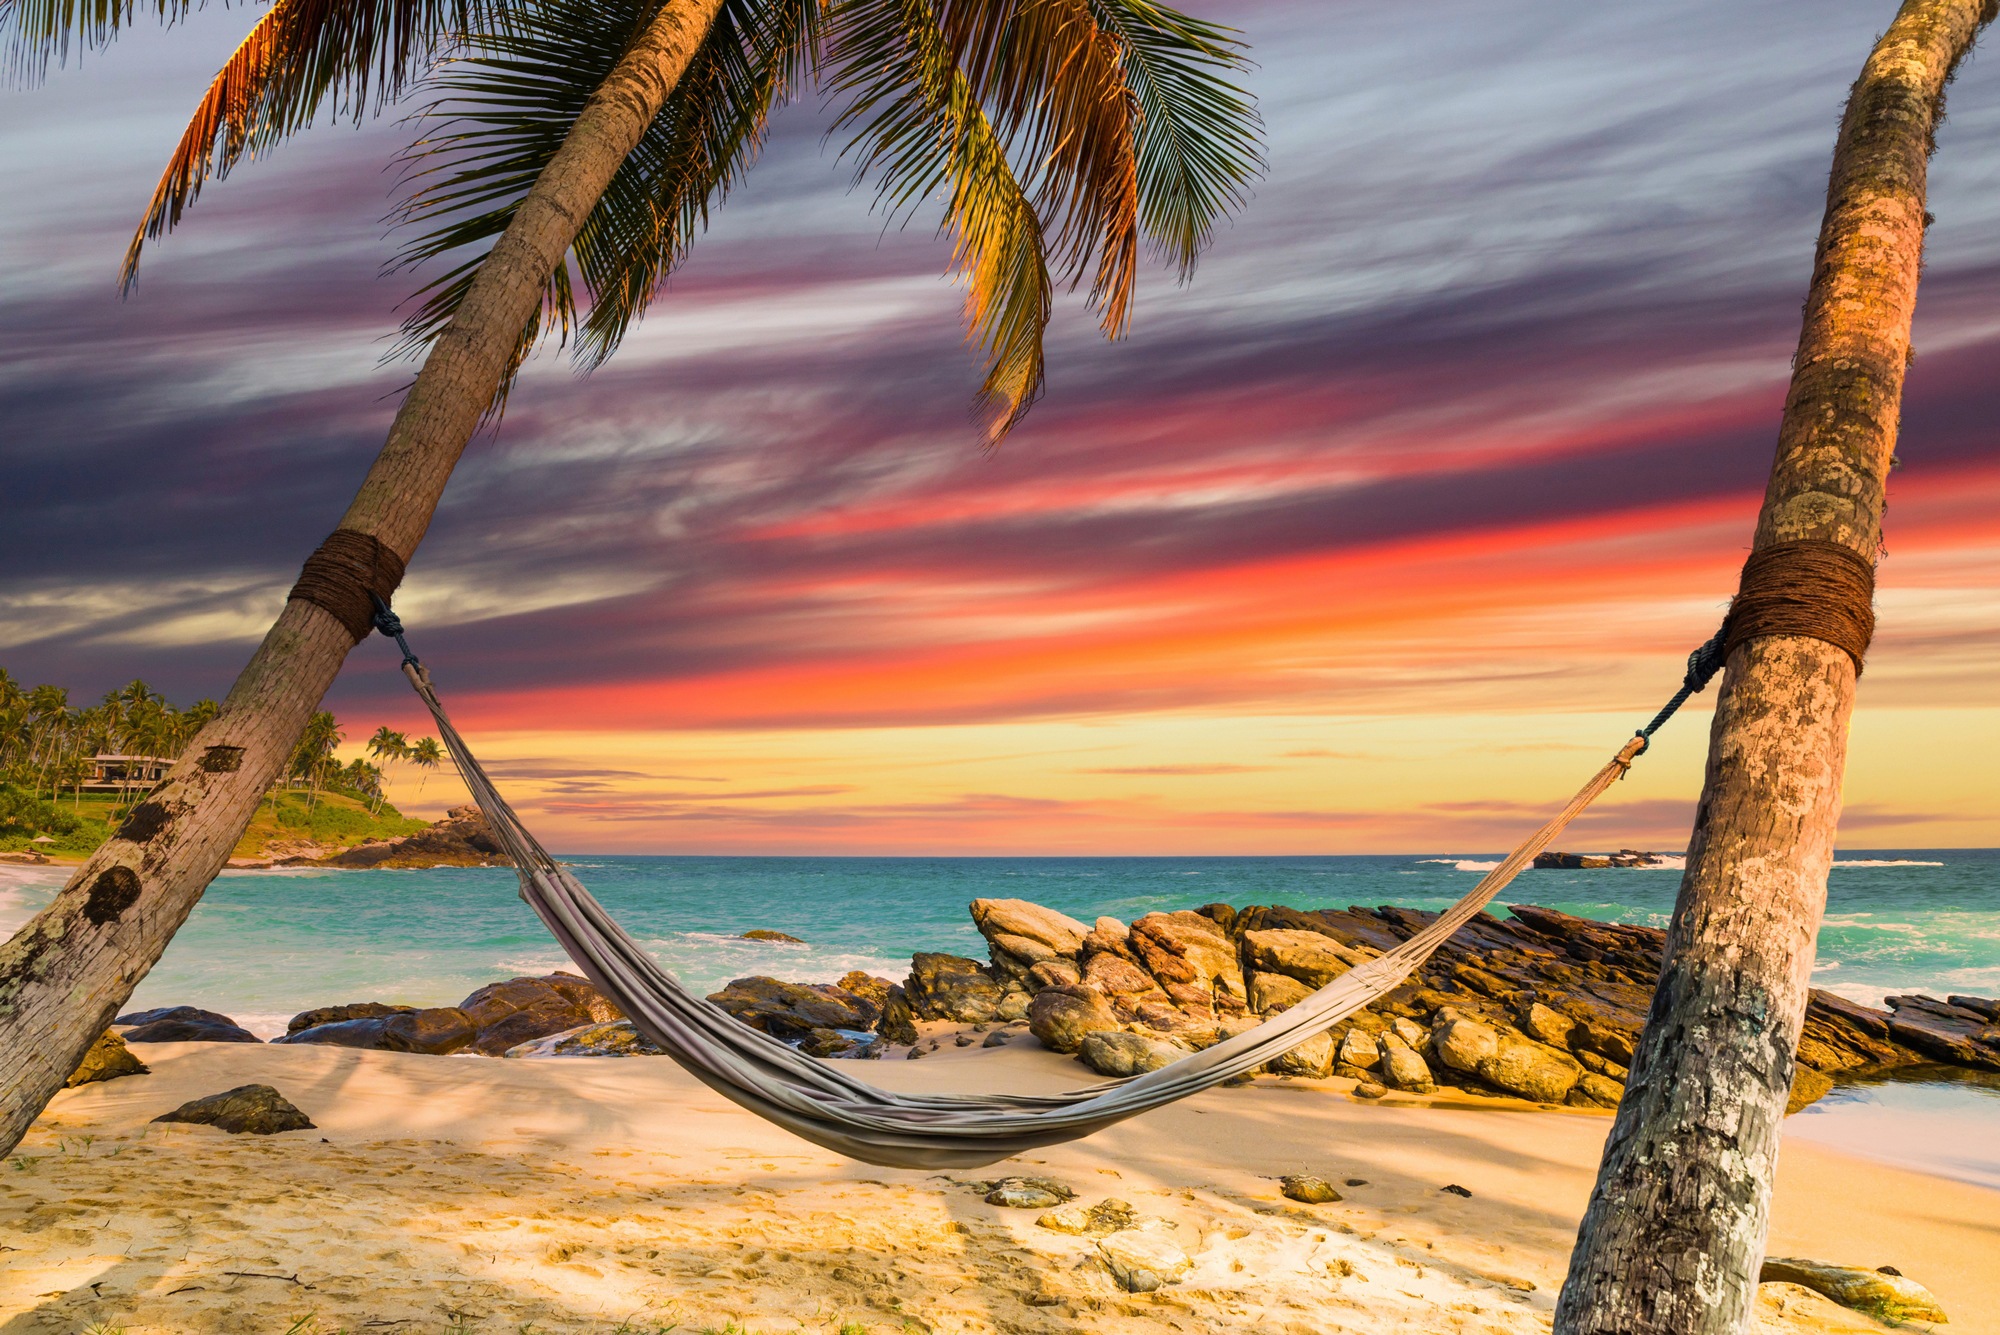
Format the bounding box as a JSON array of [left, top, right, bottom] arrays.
[[1833, 859, 1945, 868]]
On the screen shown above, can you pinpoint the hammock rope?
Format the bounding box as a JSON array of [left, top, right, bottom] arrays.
[[371, 598, 1717, 1169]]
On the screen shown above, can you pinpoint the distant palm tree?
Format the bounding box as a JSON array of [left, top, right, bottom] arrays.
[[288, 712, 346, 814], [0, 0, 1264, 1157], [365, 726, 411, 814]]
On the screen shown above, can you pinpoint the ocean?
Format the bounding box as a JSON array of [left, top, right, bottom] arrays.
[[3, 851, 1995, 1187]]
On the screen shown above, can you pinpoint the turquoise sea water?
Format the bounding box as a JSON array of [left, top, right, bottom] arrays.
[[3, 850, 1994, 1185]]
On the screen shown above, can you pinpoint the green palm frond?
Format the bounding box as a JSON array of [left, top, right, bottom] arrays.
[[1085, 0, 1259, 277], [826, 0, 1050, 438], [115, 0, 520, 288], [391, 0, 812, 398]]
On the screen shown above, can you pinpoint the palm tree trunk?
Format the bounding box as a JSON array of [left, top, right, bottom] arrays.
[[0, 0, 728, 1157], [1555, 3, 1993, 1331]]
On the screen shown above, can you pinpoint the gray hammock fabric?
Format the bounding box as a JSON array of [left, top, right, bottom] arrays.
[[399, 659, 1649, 1169]]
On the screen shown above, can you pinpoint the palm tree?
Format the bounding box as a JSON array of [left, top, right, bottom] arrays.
[[1556, 4, 1995, 1332], [288, 711, 346, 813], [408, 736, 445, 795], [365, 726, 411, 813], [0, 0, 1262, 1154]]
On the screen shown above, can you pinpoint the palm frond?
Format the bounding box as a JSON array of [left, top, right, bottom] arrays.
[[3, 0, 189, 83], [390, 0, 811, 403], [1085, 0, 1259, 277], [825, 0, 1050, 437], [119, 0, 514, 289]]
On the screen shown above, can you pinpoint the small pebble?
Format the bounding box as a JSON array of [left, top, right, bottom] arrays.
[[1353, 1080, 1388, 1099], [981, 1031, 1010, 1047], [905, 1047, 925, 1060], [1441, 1183, 1473, 1197], [1281, 1174, 1343, 1205], [955, 1033, 975, 1047], [1344, 1178, 1368, 1187]]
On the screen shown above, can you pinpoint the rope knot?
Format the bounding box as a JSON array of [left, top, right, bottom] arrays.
[[287, 529, 406, 644]]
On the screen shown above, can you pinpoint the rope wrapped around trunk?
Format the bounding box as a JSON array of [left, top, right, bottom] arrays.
[[289, 529, 407, 643], [1722, 539, 1875, 673]]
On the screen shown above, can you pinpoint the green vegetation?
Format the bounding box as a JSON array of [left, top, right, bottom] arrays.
[[0, 667, 433, 860]]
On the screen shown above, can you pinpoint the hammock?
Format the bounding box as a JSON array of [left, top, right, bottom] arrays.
[[379, 612, 1717, 1170]]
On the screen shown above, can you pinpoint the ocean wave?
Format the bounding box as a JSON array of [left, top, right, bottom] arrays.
[[1833, 859, 1945, 868], [1417, 858, 1501, 871]]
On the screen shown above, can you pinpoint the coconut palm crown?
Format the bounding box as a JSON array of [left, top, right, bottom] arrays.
[[5, 0, 1263, 438]]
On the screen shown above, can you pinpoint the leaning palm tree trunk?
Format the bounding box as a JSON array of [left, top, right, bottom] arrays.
[[0, 0, 728, 1157], [1556, 2, 1993, 1331]]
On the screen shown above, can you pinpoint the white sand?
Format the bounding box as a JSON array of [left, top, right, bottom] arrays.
[[3, 1035, 1992, 1334]]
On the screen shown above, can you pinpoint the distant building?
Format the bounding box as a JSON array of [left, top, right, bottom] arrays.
[[83, 755, 173, 793]]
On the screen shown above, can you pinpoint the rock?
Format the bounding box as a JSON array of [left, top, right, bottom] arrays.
[[800, 1027, 858, 1057], [1786, 1067, 1834, 1115], [1241, 929, 1373, 989], [985, 1176, 1074, 1209], [1280, 1174, 1342, 1204], [981, 1029, 1011, 1047], [877, 985, 919, 1045], [1028, 959, 1082, 989], [971, 898, 1090, 981], [285, 1002, 413, 1035], [740, 929, 805, 943], [456, 972, 624, 1055], [1376, 1032, 1436, 1093], [1352, 1079, 1388, 1098], [1129, 911, 1248, 1015], [1270, 1031, 1335, 1079], [707, 976, 871, 1040], [1248, 972, 1313, 1014], [118, 1007, 261, 1044], [1519, 1001, 1576, 1048], [504, 1019, 664, 1057], [280, 1006, 478, 1055], [1566, 1072, 1625, 1108], [1098, 1230, 1192, 1292], [1390, 1017, 1427, 1048], [1079, 1030, 1186, 1077], [905, 953, 1007, 1023], [1882, 994, 2000, 1070], [316, 805, 509, 868], [1432, 1016, 1581, 1103], [1533, 852, 1612, 869], [153, 1084, 314, 1135], [1037, 1198, 1137, 1236], [66, 1030, 148, 1087], [1759, 1258, 1948, 1324], [1082, 916, 1135, 958], [1441, 1183, 1473, 1197], [1028, 985, 1121, 1054], [1336, 1029, 1380, 1071], [1082, 951, 1175, 1016]]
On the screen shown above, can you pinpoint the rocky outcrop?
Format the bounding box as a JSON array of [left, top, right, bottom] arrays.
[[1432, 1016, 1577, 1103], [1880, 994, 2000, 1070], [971, 898, 1090, 982], [66, 1030, 149, 1087], [286, 1002, 414, 1033], [1029, 985, 1120, 1054], [1129, 911, 1247, 1016], [153, 1084, 314, 1135], [276, 1006, 478, 1055], [1533, 849, 1666, 868], [117, 1006, 260, 1044], [740, 929, 805, 942], [457, 972, 623, 1054], [706, 976, 874, 1039], [505, 1019, 665, 1057], [314, 805, 508, 869], [905, 952, 1014, 1023]]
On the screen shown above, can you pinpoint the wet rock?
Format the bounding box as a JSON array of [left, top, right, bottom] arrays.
[[1432, 1016, 1580, 1103], [1533, 852, 1612, 869], [276, 1006, 480, 1056], [1281, 1174, 1342, 1204], [1028, 985, 1120, 1054], [1129, 911, 1248, 1015], [1242, 929, 1374, 989], [1270, 1031, 1335, 1079], [1786, 1067, 1834, 1115], [118, 1007, 260, 1044], [285, 1002, 413, 1034], [1882, 994, 2000, 1070], [706, 976, 871, 1040], [1079, 1030, 1186, 1077], [1037, 1198, 1137, 1236], [905, 953, 1007, 1023], [1098, 1230, 1192, 1292], [985, 1176, 1075, 1209], [877, 985, 919, 1045], [971, 898, 1090, 981], [1759, 1258, 1948, 1324], [504, 1019, 664, 1057], [740, 929, 804, 942], [1352, 1079, 1388, 1098], [153, 1084, 314, 1135], [800, 1027, 858, 1058], [1377, 1032, 1435, 1093], [66, 1030, 148, 1087], [315, 805, 508, 868]]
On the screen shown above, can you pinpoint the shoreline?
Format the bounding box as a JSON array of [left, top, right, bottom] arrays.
[[7, 1037, 1994, 1334]]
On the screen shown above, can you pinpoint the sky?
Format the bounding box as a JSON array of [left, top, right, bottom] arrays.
[[3, 0, 1999, 854]]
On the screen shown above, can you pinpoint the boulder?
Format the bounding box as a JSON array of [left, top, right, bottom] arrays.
[[740, 929, 805, 942], [1029, 986, 1121, 1054], [1281, 1174, 1342, 1204], [1028, 959, 1082, 989], [1335, 1028, 1381, 1071], [1082, 916, 1136, 959], [1566, 1072, 1624, 1108], [1377, 1032, 1435, 1093], [66, 1030, 149, 1087], [1519, 1001, 1575, 1048], [1079, 1030, 1186, 1078], [1759, 1258, 1948, 1324], [971, 899, 1090, 980], [1098, 1230, 1192, 1292], [118, 1007, 260, 1044], [1270, 1032, 1335, 1079], [153, 1084, 314, 1135], [1882, 994, 2000, 1070], [1248, 972, 1313, 1014], [456, 972, 624, 1056], [1129, 912, 1248, 1015], [1241, 929, 1373, 989], [1037, 1198, 1137, 1236], [707, 976, 873, 1039], [1432, 1016, 1581, 1103], [799, 1027, 858, 1058], [285, 1002, 413, 1035], [985, 1176, 1074, 1209], [504, 1019, 664, 1057], [279, 1006, 478, 1055], [905, 953, 1007, 1023], [877, 985, 919, 1045], [1081, 951, 1174, 1017]]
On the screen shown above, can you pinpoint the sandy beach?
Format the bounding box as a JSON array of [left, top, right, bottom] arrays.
[[4, 1033, 1992, 1335]]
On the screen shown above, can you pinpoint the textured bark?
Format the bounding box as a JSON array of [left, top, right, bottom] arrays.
[[1555, 3, 1994, 1332], [0, 0, 727, 1157]]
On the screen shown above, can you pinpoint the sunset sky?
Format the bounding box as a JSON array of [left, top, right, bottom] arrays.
[[4, 0, 1998, 853]]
